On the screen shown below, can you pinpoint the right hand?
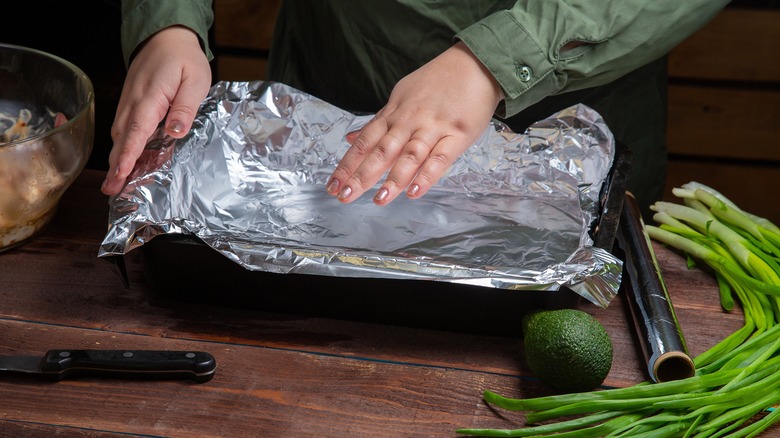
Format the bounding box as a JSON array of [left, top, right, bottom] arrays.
[[101, 26, 212, 196]]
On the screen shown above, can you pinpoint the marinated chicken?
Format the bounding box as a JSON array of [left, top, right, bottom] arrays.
[[0, 108, 69, 249]]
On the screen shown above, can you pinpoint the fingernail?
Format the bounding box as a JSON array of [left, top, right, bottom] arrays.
[[167, 120, 185, 134], [337, 185, 352, 201], [102, 165, 118, 191], [374, 187, 389, 203], [326, 178, 340, 194], [345, 130, 360, 144], [407, 183, 420, 197]]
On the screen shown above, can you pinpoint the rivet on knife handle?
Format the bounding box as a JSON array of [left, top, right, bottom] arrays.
[[39, 350, 217, 382]]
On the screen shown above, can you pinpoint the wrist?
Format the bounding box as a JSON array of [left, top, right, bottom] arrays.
[[451, 41, 504, 107]]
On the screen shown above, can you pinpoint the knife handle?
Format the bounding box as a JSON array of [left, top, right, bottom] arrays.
[[40, 350, 217, 383]]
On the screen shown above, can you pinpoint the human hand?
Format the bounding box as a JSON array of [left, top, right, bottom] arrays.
[[326, 41, 502, 205], [101, 26, 212, 196]]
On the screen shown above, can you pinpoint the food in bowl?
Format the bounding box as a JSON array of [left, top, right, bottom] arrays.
[[0, 44, 94, 251], [0, 107, 67, 144]]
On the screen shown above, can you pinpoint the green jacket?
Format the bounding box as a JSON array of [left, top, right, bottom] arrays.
[[120, 0, 731, 216]]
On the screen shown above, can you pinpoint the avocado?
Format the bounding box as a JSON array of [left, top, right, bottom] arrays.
[[522, 309, 613, 393]]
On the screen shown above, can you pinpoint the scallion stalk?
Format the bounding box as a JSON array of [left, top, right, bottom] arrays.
[[456, 182, 780, 437]]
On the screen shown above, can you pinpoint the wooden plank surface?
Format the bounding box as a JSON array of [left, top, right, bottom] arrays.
[[213, 0, 281, 50], [216, 56, 269, 81], [0, 169, 766, 437], [665, 4, 780, 230], [668, 7, 780, 82], [667, 84, 780, 161]]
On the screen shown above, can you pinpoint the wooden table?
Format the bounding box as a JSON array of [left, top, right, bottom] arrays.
[[0, 169, 752, 437]]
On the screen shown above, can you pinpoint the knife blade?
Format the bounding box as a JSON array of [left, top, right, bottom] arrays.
[[0, 350, 217, 382]]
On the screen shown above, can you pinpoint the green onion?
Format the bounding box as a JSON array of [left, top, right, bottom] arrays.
[[456, 182, 780, 437]]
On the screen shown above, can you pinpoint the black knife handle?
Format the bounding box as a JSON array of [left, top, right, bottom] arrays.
[[39, 350, 217, 383]]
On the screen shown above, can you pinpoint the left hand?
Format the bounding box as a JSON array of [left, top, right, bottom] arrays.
[[326, 41, 503, 205]]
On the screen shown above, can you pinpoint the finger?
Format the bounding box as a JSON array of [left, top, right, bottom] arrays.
[[102, 99, 168, 196], [100, 145, 144, 196], [164, 74, 211, 138], [345, 129, 361, 144], [372, 135, 434, 205], [406, 135, 464, 200], [335, 128, 408, 203], [326, 115, 388, 196]]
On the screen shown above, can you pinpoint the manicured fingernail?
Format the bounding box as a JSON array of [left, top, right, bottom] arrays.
[[327, 178, 340, 194], [102, 165, 118, 191], [167, 120, 185, 134], [374, 187, 389, 203], [337, 185, 352, 201], [345, 130, 360, 143], [407, 183, 420, 197]]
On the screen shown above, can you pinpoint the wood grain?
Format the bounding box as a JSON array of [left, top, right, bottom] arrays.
[[668, 8, 780, 82], [0, 169, 769, 437], [213, 0, 281, 50], [665, 4, 780, 228], [667, 84, 780, 161], [216, 56, 269, 81]]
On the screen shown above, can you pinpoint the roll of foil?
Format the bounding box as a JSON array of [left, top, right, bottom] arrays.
[[617, 192, 695, 382], [98, 81, 623, 307]]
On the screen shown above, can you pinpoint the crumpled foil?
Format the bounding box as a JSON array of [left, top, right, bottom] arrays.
[[98, 81, 623, 308]]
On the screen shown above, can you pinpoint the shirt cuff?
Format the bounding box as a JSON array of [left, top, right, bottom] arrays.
[[121, 0, 214, 67], [456, 10, 561, 118]]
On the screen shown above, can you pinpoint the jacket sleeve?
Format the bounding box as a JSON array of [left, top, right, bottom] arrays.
[[456, 0, 732, 118], [120, 0, 214, 68]]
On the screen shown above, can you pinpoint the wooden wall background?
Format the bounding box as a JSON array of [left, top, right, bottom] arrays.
[[665, 3, 780, 225], [212, 1, 780, 225], [212, 0, 280, 82]]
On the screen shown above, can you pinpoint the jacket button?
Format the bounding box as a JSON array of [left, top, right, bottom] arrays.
[[516, 64, 532, 82]]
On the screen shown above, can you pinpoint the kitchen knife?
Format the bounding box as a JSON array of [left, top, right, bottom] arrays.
[[0, 349, 217, 382]]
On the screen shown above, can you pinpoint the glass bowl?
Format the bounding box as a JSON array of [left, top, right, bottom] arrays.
[[0, 43, 94, 251]]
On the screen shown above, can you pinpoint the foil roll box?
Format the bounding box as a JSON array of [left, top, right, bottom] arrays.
[[99, 81, 628, 335]]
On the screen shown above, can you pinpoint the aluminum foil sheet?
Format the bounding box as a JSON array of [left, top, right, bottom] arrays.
[[98, 81, 623, 308]]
